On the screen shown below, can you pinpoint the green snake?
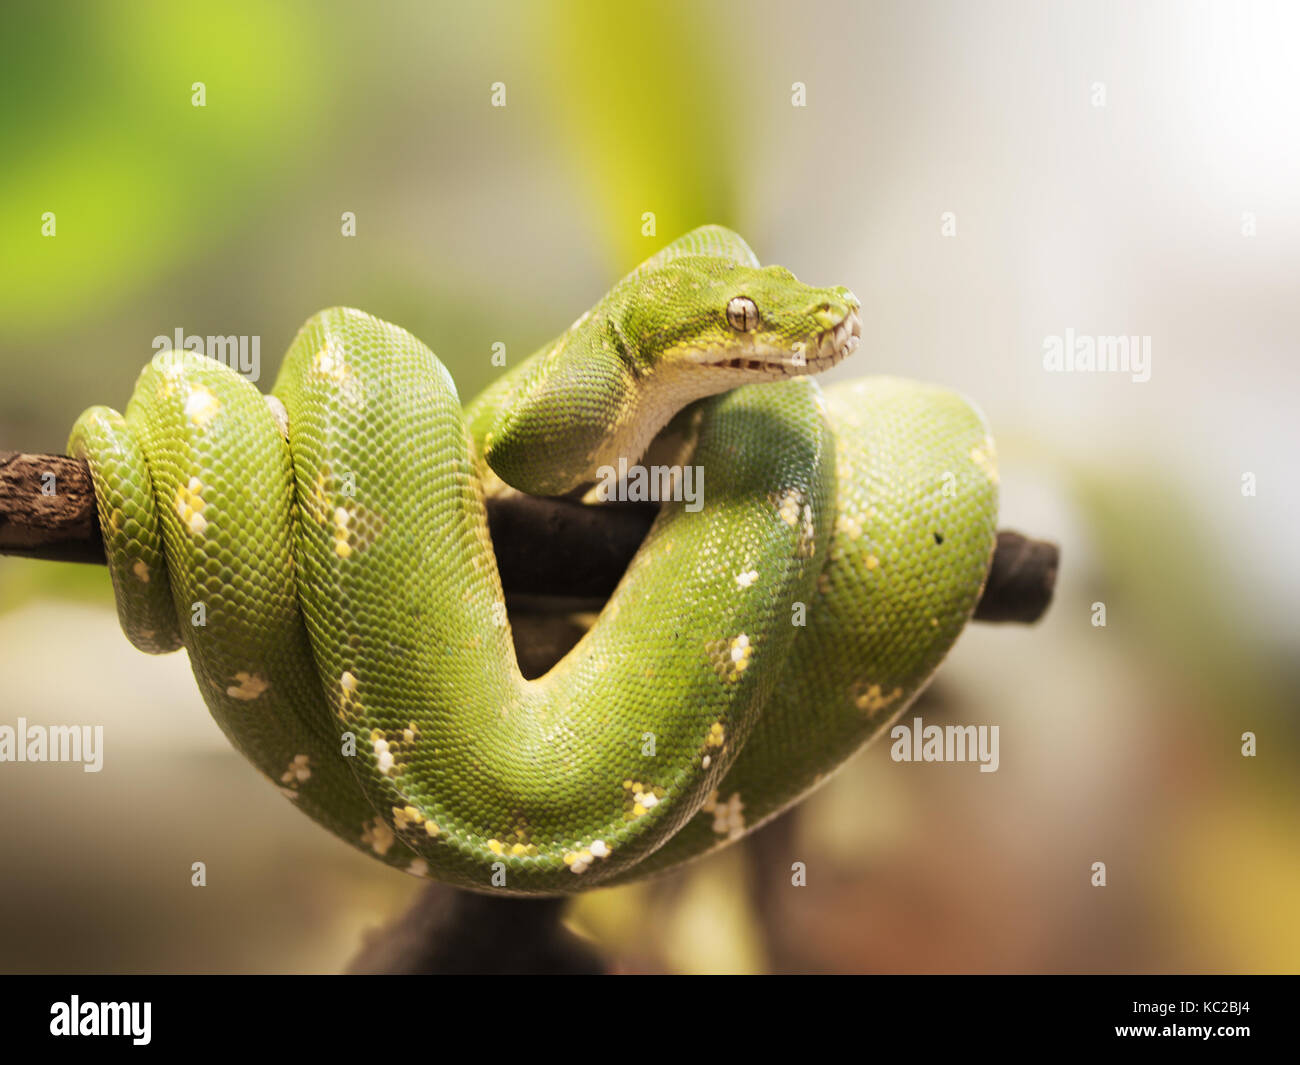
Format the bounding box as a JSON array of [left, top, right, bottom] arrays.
[[69, 226, 998, 894]]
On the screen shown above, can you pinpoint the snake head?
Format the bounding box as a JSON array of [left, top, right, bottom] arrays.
[[619, 260, 862, 379], [471, 249, 862, 498]]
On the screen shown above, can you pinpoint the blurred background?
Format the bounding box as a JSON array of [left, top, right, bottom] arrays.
[[1, 0, 1296, 973]]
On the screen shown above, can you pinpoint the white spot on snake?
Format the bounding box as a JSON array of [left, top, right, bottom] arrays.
[[340, 671, 358, 693], [566, 850, 593, 874], [183, 384, 221, 428], [278, 786, 300, 800], [776, 489, 802, 526], [132, 560, 150, 583], [279, 753, 311, 785], [313, 344, 347, 379], [408, 858, 429, 877], [373, 735, 394, 775], [174, 476, 208, 538], [312, 342, 364, 407], [702, 754, 712, 769], [361, 817, 395, 856], [735, 569, 758, 588], [729, 633, 752, 673], [563, 838, 610, 874], [226, 671, 268, 701]]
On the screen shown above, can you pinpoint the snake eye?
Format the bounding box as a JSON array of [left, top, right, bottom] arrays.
[[726, 296, 759, 332]]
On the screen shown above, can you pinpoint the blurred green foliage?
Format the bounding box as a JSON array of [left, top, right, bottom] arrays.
[[1, 2, 324, 336]]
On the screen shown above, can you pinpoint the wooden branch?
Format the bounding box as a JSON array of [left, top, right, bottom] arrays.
[[0, 451, 104, 564], [0, 450, 1057, 623]]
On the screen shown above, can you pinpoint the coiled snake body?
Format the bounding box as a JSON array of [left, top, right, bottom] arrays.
[[71, 227, 998, 893]]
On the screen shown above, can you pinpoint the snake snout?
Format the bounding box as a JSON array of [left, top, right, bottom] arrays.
[[808, 300, 862, 370]]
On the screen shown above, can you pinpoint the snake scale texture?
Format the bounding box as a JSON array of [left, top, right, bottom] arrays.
[[69, 227, 999, 894]]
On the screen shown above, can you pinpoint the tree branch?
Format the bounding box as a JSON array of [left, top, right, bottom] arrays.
[[0, 450, 1057, 623]]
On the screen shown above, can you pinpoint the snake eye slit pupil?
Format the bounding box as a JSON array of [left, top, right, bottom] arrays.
[[726, 296, 759, 332]]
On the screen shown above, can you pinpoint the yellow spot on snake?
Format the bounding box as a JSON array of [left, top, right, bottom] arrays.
[[183, 384, 221, 428], [865, 554, 879, 571], [729, 633, 752, 674], [392, 804, 428, 832], [854, 683, 903, 718], [226, 672, 268, 701], [337, 671, 361, 720], [132, 560, 149, 583], [705, 722, 726, 748], [174, 477, 208, 537], [333, 506, 356, 558], [622, 779, 665, 819], [488, 839, 504, 855]]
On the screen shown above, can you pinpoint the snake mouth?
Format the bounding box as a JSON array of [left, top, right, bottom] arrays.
[[807, 305, 862, 370], [710, 306, 863, 376]]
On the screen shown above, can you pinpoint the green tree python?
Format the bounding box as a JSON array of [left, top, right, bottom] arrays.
[[69, 226, 999, 894]]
